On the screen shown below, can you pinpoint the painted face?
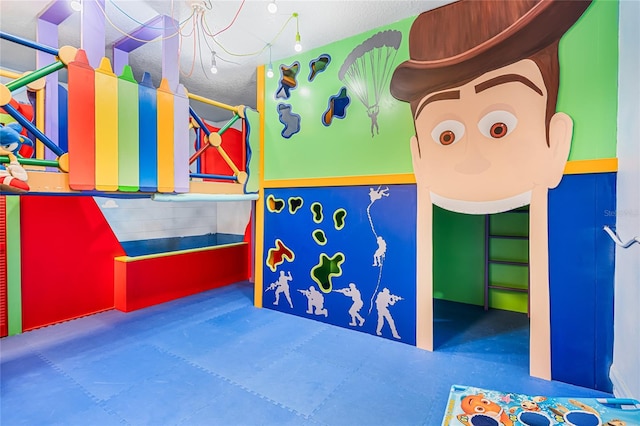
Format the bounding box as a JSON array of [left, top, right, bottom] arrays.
[[461, 394, 503, 416], [411, 60, 572, 214], [521, 400, 540, 411]]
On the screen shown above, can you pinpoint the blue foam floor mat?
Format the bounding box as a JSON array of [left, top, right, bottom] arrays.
[[0, 281, 611, 425]]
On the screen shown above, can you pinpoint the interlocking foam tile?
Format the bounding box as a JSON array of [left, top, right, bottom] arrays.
[[54, 343, 183, 401], [104, 361, 227, 425], [248, 351, 354, 417], [312, 372, 434, 425], [1, 354, 104, 425], [181, 380, 307, 426]]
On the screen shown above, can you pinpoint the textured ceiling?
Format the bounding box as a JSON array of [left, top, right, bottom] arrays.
[[0, 0, 450, 121]]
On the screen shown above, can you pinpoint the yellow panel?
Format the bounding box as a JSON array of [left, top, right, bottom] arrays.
[[95, 58, 119, 191], [564, 158, 618, 174], [156, 78, 174, 193]]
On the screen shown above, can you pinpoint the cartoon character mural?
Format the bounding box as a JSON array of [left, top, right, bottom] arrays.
[[0, 122, 33, 193], [389, 0, 593, 379]]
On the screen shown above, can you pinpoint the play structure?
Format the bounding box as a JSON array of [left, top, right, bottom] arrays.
[[0, 1, 259, 337], [0, 32, 258, 196]]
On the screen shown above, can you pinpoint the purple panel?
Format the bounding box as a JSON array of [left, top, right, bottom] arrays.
[[113, 48, 129, 77], [38, 0, 74, 25], [82, 0, 106, 68], [173, 84, 190, 193], [112, 15, 164, 53], [162, 15, 179, 92], [36, 19, 60, 160]]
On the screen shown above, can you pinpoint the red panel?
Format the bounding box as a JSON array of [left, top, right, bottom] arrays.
[[20, 196, 125, 331], [198, 122, 244, 180], [114, 243, 249, 312], [67, 50, 96, 190], [0, 196, 7, 337]]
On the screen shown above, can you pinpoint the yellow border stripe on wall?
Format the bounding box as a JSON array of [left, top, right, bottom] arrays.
[[254, 65, 265, 309], [263, 159, 618, 189]]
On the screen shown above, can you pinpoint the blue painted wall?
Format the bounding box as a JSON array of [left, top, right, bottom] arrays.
[[263, 185, 417, 345], [549, 172, 616, 392]]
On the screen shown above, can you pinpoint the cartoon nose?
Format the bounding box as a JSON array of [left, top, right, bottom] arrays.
[[454, 142, 491, 175]]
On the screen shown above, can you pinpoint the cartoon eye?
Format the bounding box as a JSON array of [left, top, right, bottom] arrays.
[[474, 406, 486, 413], [431, 120, 465, 146], [481, 399, 491, 405], [478, 110, 517, 139]]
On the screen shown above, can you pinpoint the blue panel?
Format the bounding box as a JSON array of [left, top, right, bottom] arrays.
[[594, 173, 616, 391], [118, 233, 244, 257], [548, 173, 615, 392], [57, 84, 68, 152], [263, 185, 417, 345], [138, 72, 158, 192]]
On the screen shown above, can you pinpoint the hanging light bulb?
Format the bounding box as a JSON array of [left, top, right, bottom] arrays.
[[267, 0, 277, 14], [293, 13, 302, 52], [267, 45, 274, 78], [210, 51, 218, 74], [294, 32, 302, 52], [70, 0, 82, 11]]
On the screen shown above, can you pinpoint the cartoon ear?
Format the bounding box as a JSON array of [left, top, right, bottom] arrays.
[[410, 135, 422, 172], [546, 112, 573, 189]]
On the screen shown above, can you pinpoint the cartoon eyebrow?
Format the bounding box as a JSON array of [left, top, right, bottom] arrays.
[[475, 74, 543, 96], [415, 90, 460, 119]]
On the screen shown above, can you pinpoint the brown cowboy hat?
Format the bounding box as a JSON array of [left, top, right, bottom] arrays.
[[390, 0, 592, 103]]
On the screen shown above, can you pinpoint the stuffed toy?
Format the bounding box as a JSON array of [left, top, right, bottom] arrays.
[[0, 122, 33, 193]]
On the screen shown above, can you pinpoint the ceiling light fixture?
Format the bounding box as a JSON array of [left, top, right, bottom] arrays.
[[210, 51, 218, 74], [266, 44, 274, 78], [70, 0, 82, 12], [293, 13, 302, 52], [267, 0, 277, 14]]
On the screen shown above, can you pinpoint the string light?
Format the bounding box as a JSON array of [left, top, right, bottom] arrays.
[[266, 44, 274, 78], [267, 0, 277, 14], [70, 0, 82, 12], [293, 13, 302, 52], [210, 51, 218, 74]]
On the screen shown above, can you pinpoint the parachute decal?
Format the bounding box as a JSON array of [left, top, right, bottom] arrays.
[[338, 30, 402, 137]]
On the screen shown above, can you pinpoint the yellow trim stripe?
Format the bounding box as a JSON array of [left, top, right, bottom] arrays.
[[563, 158, 618, 174], [254, 65, 265, 309], [265, 173, 416, 188], [263, 159, 618, 189], [114, 242, 247, 263]]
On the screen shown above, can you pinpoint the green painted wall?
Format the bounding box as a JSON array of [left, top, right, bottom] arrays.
[[6, 196, 21, 335], [263, 18, 415, 181], [559, 0, 619, 161], [433, 207, 486, 305], [263, 0, 618, 182]]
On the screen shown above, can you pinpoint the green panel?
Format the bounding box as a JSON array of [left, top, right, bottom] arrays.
[[488, 239, 528, 263], [487, 208, 529, 313], [6, 196, 21, 335], [264, 18, 415, 180], [489, 288, 528, 314], [489, 264, 529, 290], [489, 211, 529, 238], [118, 65, 140, 192], [433, 206, 485, 305], [558, 0, 619, 161], [245, 107, 261, 194]]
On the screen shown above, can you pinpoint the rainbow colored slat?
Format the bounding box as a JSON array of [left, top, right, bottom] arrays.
[[67, 49, 95, 190], [117, 65, 140, 192], [94, 58, 119, 191], [64, 60, 193, 193]]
